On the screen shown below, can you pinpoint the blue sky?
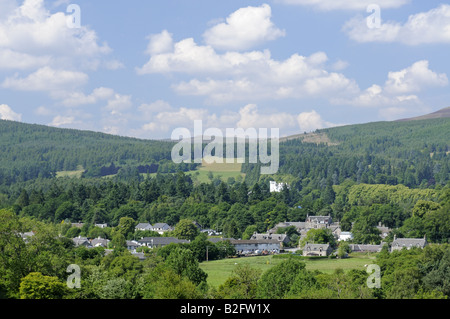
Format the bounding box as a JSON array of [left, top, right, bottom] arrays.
[[0, 0, 449, 139]]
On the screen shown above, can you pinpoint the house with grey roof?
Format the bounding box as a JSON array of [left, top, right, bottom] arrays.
[[135, 223, 153, 231], [126, 240, 141, 252], [376, 224, 391, 239], [91, 237, 110, 248], [302, 243, 333, 257], [349, 243, 387, 253], [390, 236, 427, 252], [152, 223, 173, 234], [230, 239, 282, 255], [72, 236, 91, 247], [305, 215, 333, 229], [268, 221, 306, 234], [250, 233, 290, 246], [138, 237, 189, 248]]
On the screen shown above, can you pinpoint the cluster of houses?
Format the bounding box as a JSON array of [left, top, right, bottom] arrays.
[[20, 215, 429, 260], [255, 215, 428, 257]]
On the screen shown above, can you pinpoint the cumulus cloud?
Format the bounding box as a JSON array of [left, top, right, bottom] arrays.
[[203, 4, 285, 51], [0, 0, 116, 72], [136, 102, 338, 139], [138, 100, 174, 118], [0, 49, 50, 70], [138, 33, 359, 103], [145, 30, 174, 55], [2, 66, 88, 92], [49, 115, 75, 127], [384, 60, 448, 94], [137, 5, 364, 105], [0, 104, 22, 121], [236, 104, 296, 129], [58, 87, 116, 107], [332, 60, 447, 109], [297, 110, 337, 132], [275, 0, 409, 11], [344, 4, 450, 45], [104, 93, 133, 115]]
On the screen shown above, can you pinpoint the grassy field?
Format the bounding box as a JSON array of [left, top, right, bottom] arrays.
[[138, 156, 245, 184], [186, 156, 245, 184], [56, 165, 85, 178], [200, 253, 377, 288]]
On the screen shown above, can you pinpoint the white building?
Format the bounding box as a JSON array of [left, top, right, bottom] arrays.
[[338, 232, 354, 241], [270, 181, 289, 193], [230, 239, 282, 255]]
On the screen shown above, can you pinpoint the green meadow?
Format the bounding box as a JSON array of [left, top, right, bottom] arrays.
[[186, 156, 246, 184], [200, 253, 376, 288], [55, 165, 85, 178]]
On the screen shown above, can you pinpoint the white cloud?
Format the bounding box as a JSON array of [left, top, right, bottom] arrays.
[[103, 59, 125, 70], [138, 100, 174, 118], [138, 37, 233, 74], [136, 102, 338, 138], [58, 87, 116, 107], [334, 83, 420, 108], [331, 59, 349, 71], [142, 107, 211, 133], [0, 0, 114, 71], [236, 104, 296, 129], [332, 60, 447, 108], [104, 93, 133, 115], [344, 4, 450, 45], [276, 0, 409, 11], [138, 34, 358, 103], [145, 30, 174, 55], [203, 4, 285, 51], [0, 104, 22, 121], [49, 115, 75, 127], [35, 106, 53, 116], [384, 60, 448, 94], [2, 66, 88, 92], [173, 68, 359, 104], [0, 48, 50, 70], [297, 110, 336, 132]]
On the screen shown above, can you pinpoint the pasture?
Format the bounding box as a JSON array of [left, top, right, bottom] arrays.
[[200, 253, 376, 288]]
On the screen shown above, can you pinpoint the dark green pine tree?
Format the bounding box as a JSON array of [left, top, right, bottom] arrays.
[[15, 189, 29, 208], [236, 182, 249, 204]]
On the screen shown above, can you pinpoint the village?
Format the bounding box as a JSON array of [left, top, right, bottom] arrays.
[[17, 180, 424, 260], [33, 210, 427, 261]]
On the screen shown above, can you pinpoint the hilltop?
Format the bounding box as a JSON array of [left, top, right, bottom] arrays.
[[0, 120, 184, 186], [396, 106, 450, 121], [0, 110, 449, 189]]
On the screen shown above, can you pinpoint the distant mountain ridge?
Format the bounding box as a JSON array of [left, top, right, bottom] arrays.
[[396, 107, 450, 122], [281, 107, 450, 143]]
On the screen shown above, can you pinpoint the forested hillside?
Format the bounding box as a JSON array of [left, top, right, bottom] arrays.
[[246, 118, 450, 189], [0, 120, 196, 186]]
